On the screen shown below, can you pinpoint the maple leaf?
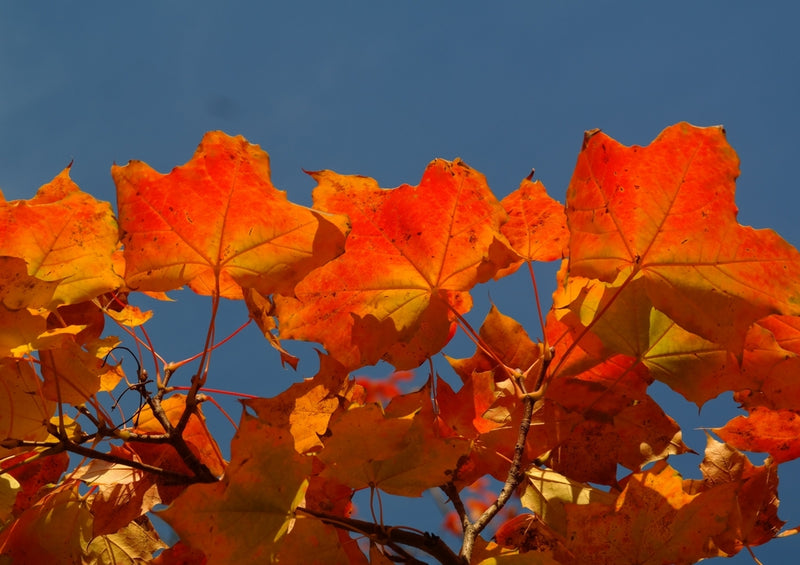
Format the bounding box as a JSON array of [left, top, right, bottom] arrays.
[[529, 352, 688, 485], [493, 513, 573, 561], [159, 415, 311, 564], [0, 449, 69, 516], [0, 474, 18, 523], [274, 517, 369, 565], [519, 467, 616, 537], [0, 358, 55, 460], [565, 122, 800, 351], [563, 461, 738, 565], [39, 339, 123, 405], [113, 131, 349, 299], [275, 159, 518, 369], [319, 381, 470, 496], [72, 445, 164, 537], [495, 175, 568, 278], [0, 256, 60, 310], [714, 407, 800, 464], [736, 314, 800, 410], [244, 354, 350, 454], [554, 271, 745, 406], [0, 483, 92, 563], [83, 517, 167, 564], [699, 434, 785, 554], [243, 287, 299, 369], [0, 166, 123, 306]]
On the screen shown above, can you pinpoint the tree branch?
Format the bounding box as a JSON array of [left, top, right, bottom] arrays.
[[460, 392, 537, 561], [297, 507, 467, 565]]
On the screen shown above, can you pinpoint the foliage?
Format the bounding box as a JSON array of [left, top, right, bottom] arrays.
[[1, 123, 798, 564]]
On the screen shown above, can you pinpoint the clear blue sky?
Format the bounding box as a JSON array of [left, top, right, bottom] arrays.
[[2, 2, 799, 562]]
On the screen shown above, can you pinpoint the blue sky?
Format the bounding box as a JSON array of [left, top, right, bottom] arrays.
[[2, 2, 799, 562]]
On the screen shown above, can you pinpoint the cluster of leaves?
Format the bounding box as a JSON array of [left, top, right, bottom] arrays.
[[1, 123, 799, 564]]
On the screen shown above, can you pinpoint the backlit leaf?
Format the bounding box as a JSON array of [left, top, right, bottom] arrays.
[[700, 435, 784, 553], [563, 461, 738, 565], [0, 166, 123, 306], [737, 314, 800, 411], [319, 382, 469, 496], [0, 359, 55, 459], [565, 122, 800, 350], [84, 517, 167, 564], [0, 256, 59, 310], [0, 483, 92, 564], [496, 176, 567, 278], [113, 131, 349, 299], [160, 416, 311, 565], [275, 159, 518, 369], [715, 407, 800, 463]]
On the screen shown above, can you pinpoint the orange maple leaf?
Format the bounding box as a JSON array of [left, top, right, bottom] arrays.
[[0, 483, 92, 563], [565, 122, 800, 350], [700, 435, 785, 553], [0, 359, 55, 460], [319, 381, 469, 496], [564, 461, 738, 565], [553, 270, 746, 406], [737, 314, 800, 411], [715, 407, 800, 464], [0, 167, 123, 306], [275, 159, 518, 370], [495, 175, 568, 278], [113, 131, 349, 299], [160, 416, 311, 564]]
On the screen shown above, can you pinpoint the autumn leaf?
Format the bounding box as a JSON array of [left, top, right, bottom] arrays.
[[0, 358, 55, 459], [244, 356, 350, 454], [714, 407, 800, 464], [72, 444, 164, 537], [737, 314, 800, 411], [472, 536, 563, 565], [520, 467, 616, 536], [160, 415, 311, 565], [529, 353, 688, 485], [113, 131, 349, 299], [243, 287, 299, 369], [0, 483, 92, 564], [40, 339, 123, 405], [700, 434, 785, 553], [565, 122, 800, 350], [0, 306, 47, 358], [275, 159, 518, 369], [554, 272, 745, 406], [495, 175, 568, 278], [563, 461, 738, 565], [447, 305, 545, 389], [319, 381, 469, 496], [0, 449, 69, 516], [0, 166, 123, 306], [494, 513, 573, 561], [151, 541, 207, 565], [0, 256, 60, 310], [83, 517, 167, 564], [274, 517, 369, 565]]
